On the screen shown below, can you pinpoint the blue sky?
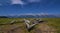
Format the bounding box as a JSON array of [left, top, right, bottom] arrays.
[[0, 0, 60, 16]]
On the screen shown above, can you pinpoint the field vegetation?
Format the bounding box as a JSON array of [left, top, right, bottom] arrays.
[[0, 18, 60, 33]]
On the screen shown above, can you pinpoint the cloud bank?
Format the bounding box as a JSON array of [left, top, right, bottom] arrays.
[[0, 0, 41, 7], [11, 0, 25, 5], [11, 0, 40, 5]]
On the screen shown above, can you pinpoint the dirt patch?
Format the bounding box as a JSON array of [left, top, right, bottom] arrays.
[[0, 23, 27, 33], [31, 22, 56, 33], [0, 22, 56, 33]]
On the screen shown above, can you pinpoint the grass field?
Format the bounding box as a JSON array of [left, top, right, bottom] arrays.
[[0, 18, 60, 33], [42, 18, 60, 33]]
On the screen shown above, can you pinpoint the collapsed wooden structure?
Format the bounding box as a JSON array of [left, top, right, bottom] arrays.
[[0, 19, 44, 31], [23, 19, 44, 31]]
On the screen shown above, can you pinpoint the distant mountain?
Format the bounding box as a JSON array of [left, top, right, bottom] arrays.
[[0, 16, 8, 18], [6, 14, 60, 18], [18, 15, 58, 18], [0, 14, 60, 18]]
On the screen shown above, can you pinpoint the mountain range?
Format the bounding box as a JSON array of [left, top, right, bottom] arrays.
[[0, 14, 60, 18]]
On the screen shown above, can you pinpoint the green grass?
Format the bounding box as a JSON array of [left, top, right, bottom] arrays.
[[0, 18, 60, 33], [42, 18, 60, 33]]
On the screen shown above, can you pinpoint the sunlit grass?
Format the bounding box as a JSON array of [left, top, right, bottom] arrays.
[[0, 18, 60, 33]]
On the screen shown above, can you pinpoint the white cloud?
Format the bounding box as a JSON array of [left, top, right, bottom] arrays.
[[27, 0, 40, 3], [0, 3, 2, 6], [11, 0, 26, 5], [11, 0, 40, 5]]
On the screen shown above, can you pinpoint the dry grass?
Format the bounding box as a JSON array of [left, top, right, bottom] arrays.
[[0, 18, 60, 33]]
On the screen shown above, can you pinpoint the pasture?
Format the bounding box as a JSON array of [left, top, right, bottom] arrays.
[[0, 18, 60, 33]]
